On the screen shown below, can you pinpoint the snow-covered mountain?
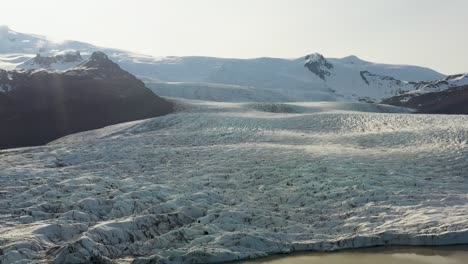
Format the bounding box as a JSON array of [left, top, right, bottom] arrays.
[[0, 25, 464, 103]]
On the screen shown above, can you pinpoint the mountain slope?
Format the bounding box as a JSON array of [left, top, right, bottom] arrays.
[[0, 52, 173, 149]]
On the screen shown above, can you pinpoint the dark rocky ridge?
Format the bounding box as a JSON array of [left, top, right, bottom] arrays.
[[304, 54, 333, 81], [382, 85, 468, 114], [0, 52, 173, 149]]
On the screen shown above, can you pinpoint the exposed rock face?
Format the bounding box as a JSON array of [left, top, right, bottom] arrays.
[[0, 52, 173, 149], [360, 71, 406, 88], [304, 53, 333, 80], [382, 85, 468, 114]]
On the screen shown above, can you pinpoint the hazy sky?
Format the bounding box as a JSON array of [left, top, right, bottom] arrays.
[[2, 0, 468, 74]]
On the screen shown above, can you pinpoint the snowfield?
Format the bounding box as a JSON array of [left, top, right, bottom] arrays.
[[1, 100, 467, 264], [2, 26, 455, 104]]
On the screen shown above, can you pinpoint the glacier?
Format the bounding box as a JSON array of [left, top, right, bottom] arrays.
[[1, 100, 467, 264]]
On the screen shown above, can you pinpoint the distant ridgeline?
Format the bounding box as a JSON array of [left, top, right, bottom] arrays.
[[1, 26, 468, 116]]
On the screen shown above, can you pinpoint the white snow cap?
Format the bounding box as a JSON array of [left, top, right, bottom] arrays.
[[305, 52, 326, 61], [339, 55, 368, 65]]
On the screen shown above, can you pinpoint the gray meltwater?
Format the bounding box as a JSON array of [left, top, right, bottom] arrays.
[[240, 246, 468, 264]]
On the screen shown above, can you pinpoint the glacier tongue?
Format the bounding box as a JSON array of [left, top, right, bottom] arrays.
[[0, 100, 467, 264]]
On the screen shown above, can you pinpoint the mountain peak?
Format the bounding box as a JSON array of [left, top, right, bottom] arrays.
[[74, 51, 116, 70], [89, 51, 109, 61], [305, 53, 326, 61], [304, 53, 333, 81], [343, 55, 360, 59], [69, 51, 137, 81], [340, 55, 368, 65]]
